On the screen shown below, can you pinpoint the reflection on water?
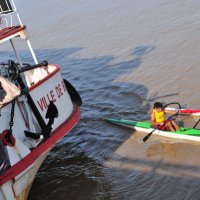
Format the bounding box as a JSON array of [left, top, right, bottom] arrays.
[[106, 133, 200, 200], [2, 0, 200, 199]]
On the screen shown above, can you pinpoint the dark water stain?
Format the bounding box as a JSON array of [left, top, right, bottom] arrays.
[[5, 46, 198, 200], [26, 46, 155, 200]]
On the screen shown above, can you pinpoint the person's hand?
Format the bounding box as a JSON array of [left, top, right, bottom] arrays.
[[159, 122, 164, 126]]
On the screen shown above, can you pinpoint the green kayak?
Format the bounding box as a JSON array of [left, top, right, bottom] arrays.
[[105, 118, 200, 141]]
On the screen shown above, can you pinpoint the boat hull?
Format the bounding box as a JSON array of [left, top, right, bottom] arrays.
[[0, 104, 80, 200], [0, 64, 81, 200], [0, 1, 81, 198], [165, 107, 200, 116], [14, 148, 51, 200], [105, 118, 200, 142]]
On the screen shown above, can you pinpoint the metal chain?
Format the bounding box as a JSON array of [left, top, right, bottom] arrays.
[[8, 100, 15, 135]]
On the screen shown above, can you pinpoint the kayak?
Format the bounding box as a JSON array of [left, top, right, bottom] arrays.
[[105, 118, 200, 142], [165, 107, 200, 116]]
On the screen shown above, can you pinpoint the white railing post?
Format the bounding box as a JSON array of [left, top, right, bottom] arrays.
[[26, 38, 38, 64]]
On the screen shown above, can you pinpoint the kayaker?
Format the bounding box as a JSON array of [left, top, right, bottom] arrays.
[[150, 102, 180, 132]]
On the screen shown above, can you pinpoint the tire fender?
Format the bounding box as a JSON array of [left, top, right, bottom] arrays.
[[63, 79, 82, 106]]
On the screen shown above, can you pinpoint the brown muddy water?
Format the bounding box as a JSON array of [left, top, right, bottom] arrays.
[[2, 0, 200, 199]]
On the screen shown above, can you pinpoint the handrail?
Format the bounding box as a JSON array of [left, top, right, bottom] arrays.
[[1, 60, 48, 78]]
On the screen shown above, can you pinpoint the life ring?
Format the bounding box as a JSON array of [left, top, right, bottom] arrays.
[[2, 129, 16, 147], [63, 79, 82, 106]]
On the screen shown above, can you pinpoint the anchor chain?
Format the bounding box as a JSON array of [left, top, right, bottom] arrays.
[[8, 100, 16, 136], [3, 100, 16, 146]]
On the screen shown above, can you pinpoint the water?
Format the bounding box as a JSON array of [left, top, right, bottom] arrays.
[[2, 0, 200, 199]]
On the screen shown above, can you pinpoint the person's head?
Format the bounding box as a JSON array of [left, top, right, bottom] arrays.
[[153, 102, 163, 111]]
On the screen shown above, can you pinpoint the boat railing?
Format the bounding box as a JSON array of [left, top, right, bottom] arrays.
[[0, 0, 23, 28], [0, 60, 48, 75], [0, 0, 47, 86]]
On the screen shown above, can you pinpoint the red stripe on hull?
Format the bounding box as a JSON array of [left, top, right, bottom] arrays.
[[180, 109, 200, 113], [0, 104, 80, 185]]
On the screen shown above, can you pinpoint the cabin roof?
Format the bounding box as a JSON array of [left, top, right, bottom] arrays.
[[0, 25, 26, 43]]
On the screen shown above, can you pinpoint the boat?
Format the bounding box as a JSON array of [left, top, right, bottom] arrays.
[[158, 102, 200, 116], [105, 118, 200, 142], [0, 1, 82, 199], [165, 107, 200, 116]]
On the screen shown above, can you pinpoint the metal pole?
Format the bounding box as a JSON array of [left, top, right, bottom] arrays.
[[26, 38, 38, 64], [10, 0, 23, 26], [9, 39, 23, 68]]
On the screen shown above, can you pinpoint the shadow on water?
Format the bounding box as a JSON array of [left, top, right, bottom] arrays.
[[3, 46, 199, 200], [104, 154, 200, 200]]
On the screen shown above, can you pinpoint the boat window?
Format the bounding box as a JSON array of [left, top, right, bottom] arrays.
[[0, 0, 13, 14]]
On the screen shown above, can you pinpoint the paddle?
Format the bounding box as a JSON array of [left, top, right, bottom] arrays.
[[143, 102, 181, 142], [143, 121, 167, 142]]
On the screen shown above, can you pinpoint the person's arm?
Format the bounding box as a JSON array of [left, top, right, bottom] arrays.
[[150, 112, 164, 126]]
